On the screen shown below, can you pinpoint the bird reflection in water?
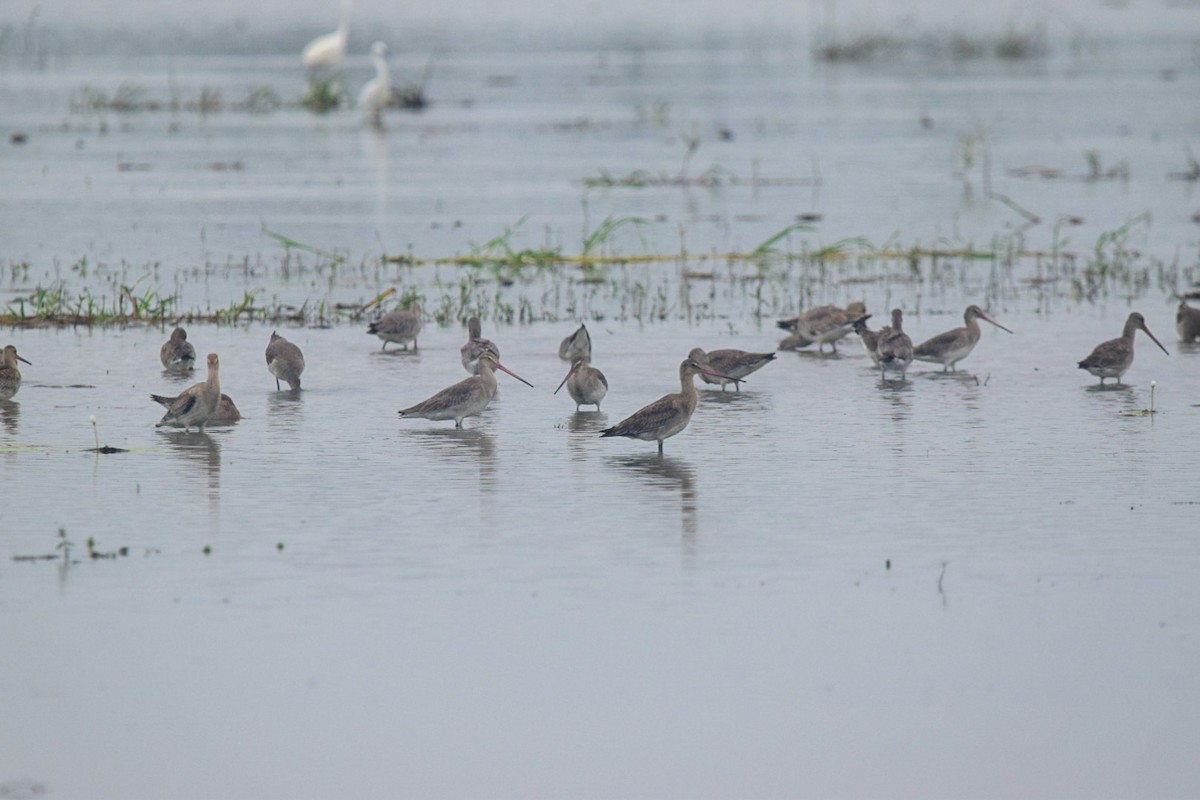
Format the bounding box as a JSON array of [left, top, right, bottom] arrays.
[[402, 427, 498, 494], [567, 410, 607, 433], [610, 453, 698, 553], [160, 430, 222, 494], [267, 387, 304, 424], [0, 400, 19, 435]]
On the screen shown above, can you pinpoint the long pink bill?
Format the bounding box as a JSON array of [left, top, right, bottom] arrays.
[[980, 312, 1014, 334], [495, 361, 535, 388], [553, 362, 578, 395], [699, 365, 742, 386], [549, 367, 573, 395], [1142, 323, 1170, 356]]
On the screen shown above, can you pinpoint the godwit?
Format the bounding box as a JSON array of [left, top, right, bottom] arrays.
[[159, 327, 196, 371], [265, 331, 305, 391], [461, 316, 499, 375], [1077, 312, 1169, 385], [302, 0, 351, 70], [399, 351, 533, 428], [913, 305, 1013, 372], [777, 301, 868, 352], [0, 345, 31, 401], [359, 41, 391, 128], [686, 347, 775, 392], [151, 391, 242, 425], [554, 355, 608, 410], [599, 356, 738, 454], [154, 353, 222, 431], [558, 323, 592, 362], [876, 309, 914, 381], [1177, 301, 1200, 342], [367, 301, 422, 351], [853, 317, 881, 366]]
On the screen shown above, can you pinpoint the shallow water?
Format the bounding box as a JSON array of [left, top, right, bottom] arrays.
[[3, 2, 1200, 798]]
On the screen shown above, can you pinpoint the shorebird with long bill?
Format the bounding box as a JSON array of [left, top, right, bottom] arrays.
[[599, 356, 739, 454], [913, 305, 1013, 372], [559, 323, 592, 362], [686, 347, 774, 391], [876, 309, 914, 381], [367, 301, 422, 351], [777, 301, 869, 353], [151, 391, 242, 425], [160, 327, 196, 372], [399, 352, 533, 428], [1077, 311, 1169, 385], [854, 318, 881, 366], [461, 316, 500, 375], [266, 331, 305, 390], [555, 355, 608, 410], [154, 353, 222, 431], [1177, 301, 1200, 342], [0, 345, 31, 401]]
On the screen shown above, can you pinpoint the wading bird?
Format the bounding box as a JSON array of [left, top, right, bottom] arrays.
[[1077, 312, 1169, 385], [686, 347, 774, 391], [151, 391, 242, 425], [554, 355, 608, 411], [558, 323, 592, 362], [367, 301, 422, 351], [461, 316, 500, 375], [302, 0, 351, 70], [359, 41, 391, 128], [399, 352, 533, 428], [0, 345, 31, 401], [1177, 301, 1200, 342], [777, 301, 868, 353], [154, 353, 222, 432], [266, 331, 305, 391], [160, 327, 196, 372], [876, 309, 914, 381], [913, 305, 1013, 372], [599, 356, 739, 454]]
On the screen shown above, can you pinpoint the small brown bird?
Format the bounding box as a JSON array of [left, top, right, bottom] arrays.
[[554, 354, 608, 411], [913, 305, 1013, 372], [151, 391, 242, 425], [153, 353, 223, 431], [1077, 312, 1169, 385], [399, 351, 533, 429], [686, 347, 775, 392], [777, 301, 868, 353], [265, 331, 305, 391], [558, 323, 592, 362], [367, 302, 422, 351], [0, 344, 32, 401], [1177, 301, 1200, 342], [159, 327, 196, 371], [854, 318, 881, 366], [461, 316, 500, 375], [600, 357, 739, 454], [876, 309, 914, 381]]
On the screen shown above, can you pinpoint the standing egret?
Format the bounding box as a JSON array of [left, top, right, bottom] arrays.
[[302, 0, 352, 70], [359, 41, 391, 128]]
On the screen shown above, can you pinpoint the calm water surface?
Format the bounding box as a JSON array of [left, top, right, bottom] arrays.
[[2, 2, 1200, 797]]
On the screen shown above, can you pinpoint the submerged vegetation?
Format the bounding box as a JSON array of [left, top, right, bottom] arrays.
[[814, 23, 1049, 64], [2, 215, 1191, 330]]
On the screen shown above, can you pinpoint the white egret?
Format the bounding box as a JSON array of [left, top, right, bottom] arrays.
[[302, 0, 351, 70], [359, 41, 391, 128]]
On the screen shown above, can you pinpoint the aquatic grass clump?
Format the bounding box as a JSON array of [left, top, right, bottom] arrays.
[[300, 76, 346, 113], [814, 24, 1049, 64]]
